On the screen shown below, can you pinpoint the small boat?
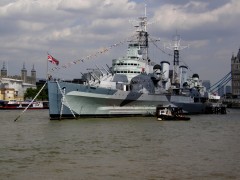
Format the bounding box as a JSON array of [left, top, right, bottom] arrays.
[[156, 105, 190, 121], [0, 100, 49, 110]]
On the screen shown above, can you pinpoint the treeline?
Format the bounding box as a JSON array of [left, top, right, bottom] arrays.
[[24, 85, 48, 101]]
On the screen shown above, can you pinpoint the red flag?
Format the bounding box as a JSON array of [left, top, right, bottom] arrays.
[[48, 54, 59, 65]]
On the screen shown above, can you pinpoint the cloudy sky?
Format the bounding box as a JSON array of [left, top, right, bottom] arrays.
[[0, 0, 239, 85]]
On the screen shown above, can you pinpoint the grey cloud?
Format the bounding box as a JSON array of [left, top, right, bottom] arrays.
[[0, 0, 239, 84]]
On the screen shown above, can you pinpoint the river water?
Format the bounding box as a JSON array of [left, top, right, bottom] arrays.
[[0, 109, 239, 180]]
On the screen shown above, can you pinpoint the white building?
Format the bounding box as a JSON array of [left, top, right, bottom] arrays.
[[0, 62, 37, 101], [0, 78, 36, 101]]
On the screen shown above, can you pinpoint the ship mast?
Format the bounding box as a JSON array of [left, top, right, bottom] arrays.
[[132, 3, 149, 61], [166, 32, 188, 86]]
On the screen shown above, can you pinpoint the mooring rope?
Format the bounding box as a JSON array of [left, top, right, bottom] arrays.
[[14, 81, 47, 122], [56, 81, 76, 119]]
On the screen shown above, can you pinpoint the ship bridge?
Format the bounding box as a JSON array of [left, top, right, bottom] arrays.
[[112, 43, 152, 81]]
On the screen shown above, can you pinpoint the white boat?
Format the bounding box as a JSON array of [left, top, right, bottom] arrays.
[[0, 100, 48, 110]]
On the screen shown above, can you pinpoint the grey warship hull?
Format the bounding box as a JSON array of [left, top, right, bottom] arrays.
[[48, 81, 206, 119]]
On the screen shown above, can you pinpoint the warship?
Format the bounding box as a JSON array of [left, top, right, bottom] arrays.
[[47, 6, 219, 119]]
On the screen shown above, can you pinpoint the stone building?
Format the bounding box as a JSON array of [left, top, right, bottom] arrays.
[[0, 62, 37, 101], [231, 48, 240, 97], [0, 62, 7, 77]]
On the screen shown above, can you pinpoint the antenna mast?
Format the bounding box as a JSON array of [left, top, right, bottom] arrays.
[[138, 2, 148, 61], [129, 2, 149, 61], [166, 32, 189, 86]]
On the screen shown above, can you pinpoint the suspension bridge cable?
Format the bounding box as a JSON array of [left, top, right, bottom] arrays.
[[209, 72, 231, 91]]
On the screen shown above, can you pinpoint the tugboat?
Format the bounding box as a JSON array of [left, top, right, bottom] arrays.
[[156, 105, 190, 121]]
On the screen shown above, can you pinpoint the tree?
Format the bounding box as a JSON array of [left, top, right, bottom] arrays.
[[24, 85, 48, 101]]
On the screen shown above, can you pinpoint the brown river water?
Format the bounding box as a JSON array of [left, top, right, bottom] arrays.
[[0, 109, 240, 180]]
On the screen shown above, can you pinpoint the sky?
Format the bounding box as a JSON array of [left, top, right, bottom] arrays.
[[0, 0, 239, 85]]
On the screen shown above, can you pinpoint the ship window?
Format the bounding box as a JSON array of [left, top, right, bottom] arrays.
[[120, 63, 124, 65], [131, 63, 133, 65], [124, 63, 127, 65], [124, 71, 127, 73]]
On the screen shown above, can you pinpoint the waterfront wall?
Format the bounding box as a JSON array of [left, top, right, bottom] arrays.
[[221, 99, 240, 108]]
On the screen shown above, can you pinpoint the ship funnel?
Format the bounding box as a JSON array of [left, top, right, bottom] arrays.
[[192, 73, 199, 79], [161, 61, 170, 81], [179, 65, 188, 88], [192, 73, 200, 87]]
